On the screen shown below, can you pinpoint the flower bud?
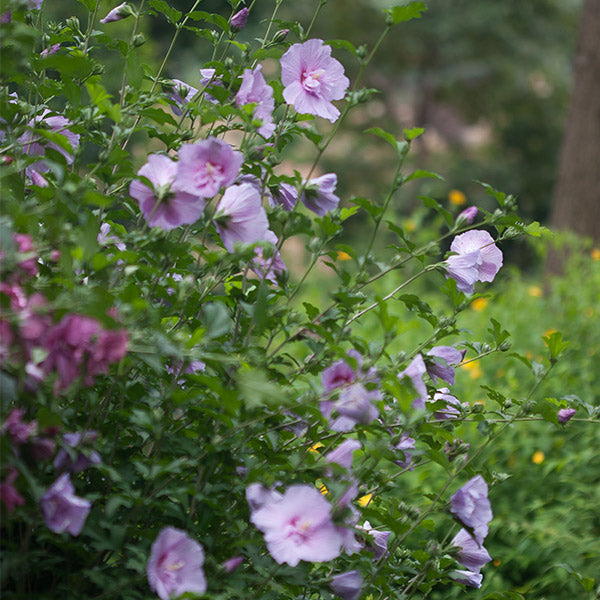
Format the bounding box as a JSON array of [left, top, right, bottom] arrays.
[[557, 408, 576, 424], [100, 2, 133, 24], [133, 33, 146, 47], [271, 29, 289, 44], [457, 205, 478, 225], [230, 7, 248, 31]]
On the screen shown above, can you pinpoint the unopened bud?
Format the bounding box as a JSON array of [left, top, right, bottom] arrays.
[[133, 33, 146, 47], [230, 7, 248, 31], [456, 205, 478, 225], [272, 29, 289, 44], [100, 2, 133, 24]]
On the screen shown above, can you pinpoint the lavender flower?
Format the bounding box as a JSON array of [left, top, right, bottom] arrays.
[[331, 570, 363, 600], [245, 482, 283, 512], [166, 79, 198, 116], [457, 206, 478, 225], [53, 431, 101, 473], [360, 521, 390, 560], [452, 569, 483, 588], [236, 65, 275, 138], [2, 408, 37, 444], [398, 354, 428, 409], [450, 475, 493, 544], [451, 528, 492, 572], [558, 408, 576, 424], [40, 44, 60, 58], [40, 473, 91, 536], [97, 223, 126, 251], [0, 468, 24, 513], [430, 388, 465, 420], [322, 359, 356, 393], [252, 230, 287, 282], [446, 230, 503, 294], [146, 527, 207, 600], [177, 138, 243, 198], [199, 68, 223, 104], [300, 173, 340, 216], [250, 484, 343, 566], [325, 439, 362, 469], [129, 154, 205, 230], [395, 433, 416, 470], [321, 383, 379, 432], [426, 345, 465, 386], [230, 7, 249, 31], [100, 2, 130, 24], [214, 183, 270, 252], [281, 39, 349, 122], [221, 555, 244, 573], [271, 182, 298, 211]]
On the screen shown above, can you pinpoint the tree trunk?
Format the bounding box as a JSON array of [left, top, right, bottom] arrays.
[[547, 0, 600, 272]]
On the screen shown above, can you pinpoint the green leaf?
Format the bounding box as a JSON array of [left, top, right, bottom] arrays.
[[148, 0, 182, 25], [404, 169, 444, 183], [384, 2, 427, 25], [404, 126, 425, 140], [543, 330, 569, 362]]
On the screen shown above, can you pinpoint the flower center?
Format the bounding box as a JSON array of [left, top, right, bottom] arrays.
[[301, 69, 325, 93]]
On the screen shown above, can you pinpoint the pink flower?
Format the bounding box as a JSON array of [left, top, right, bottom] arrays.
[[236, 65, 275, 138], [322, 359, 355, 393], [249, 484, 343, 566], [245, 483, 282, 511], [360, 521, 390, 560], [147, 527, 207, 600], [40, 43, 60, 58], [54, 431, 101, 473], [100, 2, 130, 23], [2, 408, 37, 444], [0, 468, 24, 513], [325, 439, 362, 469], [214, 183, 270, 252], [271, 182, 298, 211], [252, 231, 287, 282], [221, 555, 244, 573], [398, 354, 428, 409], [177, 138, 243, 198], [281, 39, 349, 122], [457, 206, 478, 225], [301, 173, 340, 216], [166, 79, 198, 116], [130, 154, 205, 230], [40, 473, 91, 536], [446, 230, 503, 294], [13, 233, 39, 277], [320, 383, 379, 432]]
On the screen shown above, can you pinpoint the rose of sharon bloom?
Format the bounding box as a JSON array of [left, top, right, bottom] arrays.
[[221, 555, 244, 573], [100, 2, 130, 23], [147, 527, 207, 600], [236, 65, 275, 138], [325, 439, 362, 469], [249, 484, 343, 566], [360, 521, 390, 560], [54, 431, 101, 473], [321, 383, 379, 432], [0, 468, 25, 513], [177, 138, 243, 198], [426, 345, 465, 386], [252, 230, 287, 282], [453, 569, 483, 588], [40, 473, 91, 536], [40, 43, 60, 58], [166, 79, 198, 116], [300, 173, 340, 216], [245, 482, 283, 512], [398, 354, 428, 409], [130, 154, 205, 231], [331, 570, 364, 600], [199, 68, 223, 104], [451, 528, 492, 573], [446, 230, 503, 294], [270, 182, 298, 211], [214, 183, 270, 252], [2, 408, 37, 444], [281, 39, 349, 122], [19, 110, 79, 174], [450, 475, 493, 545], [395, 433, 416, 470], [430, 388, 465, 420], [230, 7, 249, 31], [558, 408, 576, 424], [457, 205, 478, 225]]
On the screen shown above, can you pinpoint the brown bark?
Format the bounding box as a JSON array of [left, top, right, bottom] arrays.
[[547, 0, 600, 272]]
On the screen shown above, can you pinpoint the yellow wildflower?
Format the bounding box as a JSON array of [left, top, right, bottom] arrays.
[[528, 285, 543, 298], [471, 297, 488, 311], [532, 451, 545, 464], [309, 442, 324, 454], [358, 493, 373, 507], [405, 219, 416, 232], [461, 360, 482, 379], [591, 248, 600, 261], [449, 189, 467, 206], [337, 250, 352, 261]]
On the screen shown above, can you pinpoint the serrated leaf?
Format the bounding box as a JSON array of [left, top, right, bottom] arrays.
[[148, 0, 182, 25], [384, 2, 427, 25]]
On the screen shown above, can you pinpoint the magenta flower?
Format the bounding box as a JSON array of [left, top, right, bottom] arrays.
[[398, 354, 428, 409], [130, 154, 205, 230], [301, 173, 340, 216], [13, 233, 39, 277], [214, 183, 270, 252], [322, 359, 356, 393], [19, 110, 79, 174], [177, 138, 243, 198], [446, 230, 503, 294], [281, 39, 349, 122], [451, 528, 492, 573], [100, 2, 130, 23], [236, 65, 275, 138], [54, 431, 101, 473], [558, 408, 576, 424], [450, 475, 493, 545], [325, 439, 362, 469], [166, 79, 198, 116], [249, 484, 343, 566], [40, 43, 60, 58], [147, 527, 207, 600], [426, 345, 465, 386], [2, 408, 37, 444], [40, 473, 91, 536], [0, 468, 24, 513], [230, 7, 249, 31], [0, 10, 11, 23], [331, 570, 363, 600]]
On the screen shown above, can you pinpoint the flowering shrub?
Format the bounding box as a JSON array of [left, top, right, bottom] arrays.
[[0, 1, 594, 599]]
